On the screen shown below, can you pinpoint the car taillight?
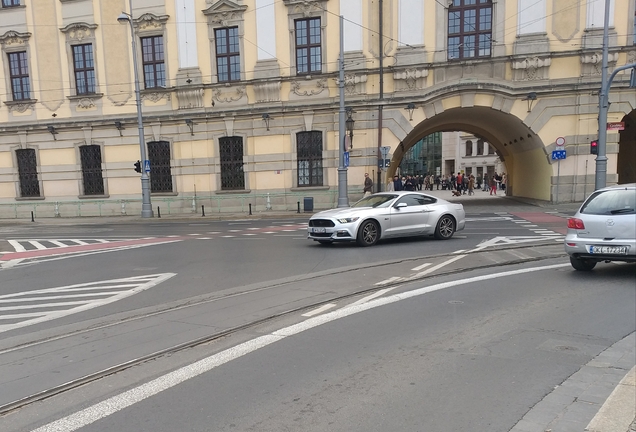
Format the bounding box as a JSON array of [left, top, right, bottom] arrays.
[[567, 218, 585, 229]]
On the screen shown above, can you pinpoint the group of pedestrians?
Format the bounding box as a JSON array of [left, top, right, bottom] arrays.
[[376, 171, 507, 196], [386, 174, 443, 192]]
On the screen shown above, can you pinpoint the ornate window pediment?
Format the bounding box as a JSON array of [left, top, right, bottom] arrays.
[[133, 13, 169, 35], [60, 22, 97, 42], [0, 30, 31, 49], [202, 0, 247, 25], [283, 0, 329, 17]]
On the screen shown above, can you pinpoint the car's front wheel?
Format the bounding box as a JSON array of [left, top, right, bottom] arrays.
[[357, 220, 379, 246], [434, 215, 455, 240], [569, 256, 597, 271]]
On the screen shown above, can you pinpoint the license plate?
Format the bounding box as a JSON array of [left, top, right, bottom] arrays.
[[310, 227, 326, 234], [588, 245, 628, 254]]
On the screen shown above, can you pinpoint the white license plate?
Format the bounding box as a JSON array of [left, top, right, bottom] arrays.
[[310, 227, 326, 233], [588, 245, 628, 254]]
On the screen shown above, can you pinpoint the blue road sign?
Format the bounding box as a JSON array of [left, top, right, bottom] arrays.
[[344, 151, 349, 168], [144, 160, 151, 172], [378, 158, 390, 168], [551, 150, 566, 160]]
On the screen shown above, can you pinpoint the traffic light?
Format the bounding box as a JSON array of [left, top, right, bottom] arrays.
[[134, 160, 142, 173], [590, 140, 598, 155]]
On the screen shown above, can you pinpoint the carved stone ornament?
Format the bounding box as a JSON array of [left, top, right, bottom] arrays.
[[60, 23, 98, 42], [5, 100, 36, 113], [340, 73, 368, 95], [133, 13, 170, 33], [212, 85, 246, 103], [290, 79, 327, 97], [581, 52, 619, 76], [177, 88, 204, 109], [76, 98, 96, 109], [0, 31, 31, 48], [202, 0, 247, 26], [393, 68, 429, 91], [511, 56, 551, 81], [283, 0, 328, 18], [254, 81, 281, 103], [141, 91, 171, 103], [628, 51, 636, 64]]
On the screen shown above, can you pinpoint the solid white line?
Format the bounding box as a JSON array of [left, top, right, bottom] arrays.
[[452, 249, 466, 254], [374, 276, 402, 286], [0, 292, 123, 303], [411, 262, 431, 271], [0, 300, 92, 311], [301, 303, 337, 317], [406, 254, 466, 280], [521, 225, 538, 227], [349, 287, 398, 307], [7, 240, 26, 253], [30, 263, 570, 432], [29, 241, 48, 251]]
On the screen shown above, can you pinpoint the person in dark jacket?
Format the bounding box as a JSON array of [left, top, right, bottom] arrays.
[[392, 175, 403, 191]]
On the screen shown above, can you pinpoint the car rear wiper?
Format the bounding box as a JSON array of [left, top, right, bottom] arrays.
[[610, 208, 635, 214]]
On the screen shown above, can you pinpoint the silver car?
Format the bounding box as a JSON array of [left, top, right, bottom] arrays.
[[307, 192, 466, 246], [564, 183, 636, 271]]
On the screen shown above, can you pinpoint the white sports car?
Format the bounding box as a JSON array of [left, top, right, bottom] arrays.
[[307, 191, 466, 246]]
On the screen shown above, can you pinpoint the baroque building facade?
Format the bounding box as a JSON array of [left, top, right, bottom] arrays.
[[0, 0, 634, 216]]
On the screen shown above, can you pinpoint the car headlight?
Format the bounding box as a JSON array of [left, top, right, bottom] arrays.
[[337, 217, 359, 224]]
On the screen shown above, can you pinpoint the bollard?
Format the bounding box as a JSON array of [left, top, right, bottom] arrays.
[[202, 205, 205, 217], [249, 203, 252, 215], [266, 193, 272, 210], [54, 202, 60, 218], [157, 206, 161, 218], [31, 211, 35, 222], [121, 201, 127, 215], [297, 201, 300, 214]]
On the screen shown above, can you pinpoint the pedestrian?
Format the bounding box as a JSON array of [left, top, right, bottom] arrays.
[[501, 173, 507, 193], [404, 175, 416, 191], [456, 172, 463, 193], [468, 175, 475, 196], [482, 173, 489, 191], [489, 174, 497, 195], [386, 176, 394, 191], [363, 173, 373, 197], [418, 175, 424, 191], [435, 175, 441, 190], [393, 175, 403, 191], [462, 174, 469, 194]]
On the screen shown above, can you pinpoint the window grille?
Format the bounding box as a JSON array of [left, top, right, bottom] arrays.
[[8, 51, 30, 100], [16, 148, 40, 197], [72, 44, 96, 95], [147, 141, 173, 193], [141, 36, 166, 89], [79, 145, 104, 195], [295, 18, 321, 74], [219, 137, 245, 190], [448, 0, 492, 60], [215, 27, 240, 82], [297, 131, 323, 186]]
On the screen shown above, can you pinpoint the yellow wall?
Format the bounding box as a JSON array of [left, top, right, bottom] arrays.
[[39, 149, 76, 166]]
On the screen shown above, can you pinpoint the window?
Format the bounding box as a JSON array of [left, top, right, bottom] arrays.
[[8, 51, 30, 101], [295, 18, 321, 74], [488, 144, 496, 155], [141, 36, 165, 89], [465, 140, 473, 156], [477, 139, 484, 155], [147, 141, 173, 193], [215, 27, 240, 82], [219, 137, 245, 190], [297, 131, 323, 186], [448, 0, 492, 60], [1, 0, 20, 7], [16, 149, 40, 198], [72, 44, 96, 95], [79, 145, 104, 195]]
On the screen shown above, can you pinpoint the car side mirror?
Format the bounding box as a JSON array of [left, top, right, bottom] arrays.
[[395, 202, 407, 209]]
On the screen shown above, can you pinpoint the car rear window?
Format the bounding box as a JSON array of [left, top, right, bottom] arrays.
[[580, 189, 636, 215]]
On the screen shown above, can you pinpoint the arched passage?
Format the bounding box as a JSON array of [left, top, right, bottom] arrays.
[[617, 110, 636, 184], [386, 107, 552, 200]]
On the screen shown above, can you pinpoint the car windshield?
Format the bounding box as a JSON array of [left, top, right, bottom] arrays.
[[580, 189, 636, 215], [351, 194, 397, 208]]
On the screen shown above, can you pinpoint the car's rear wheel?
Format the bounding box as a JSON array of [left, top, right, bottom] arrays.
[[434, 215, 455, 240], [357, 220, 379, 246], [569, 256, 597, 271]]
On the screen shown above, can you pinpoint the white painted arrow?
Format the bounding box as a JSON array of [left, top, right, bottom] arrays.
[[0, 273, 176, 334], [473, 235, 563, 251]]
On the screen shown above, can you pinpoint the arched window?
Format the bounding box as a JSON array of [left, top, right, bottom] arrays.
[[465, 140, 473, 156]]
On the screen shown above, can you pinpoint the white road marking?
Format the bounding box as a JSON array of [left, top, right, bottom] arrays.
[[520, 225, 538, 227], [167, 235, 180, 238], [187, 234, 201, 236], [0, 274, 176, 334], [242, 233, 257, 236], [206, 232, 221, 234], [30, 263, 570, 432], [7, 240, 26, 253], [349, 287, 398, 307], [405, 255, 466, 280], [474, 235, 563, 251], [221, 236, 235, 238], [228, 230, 242, 232], [263, 232, 275, 234], [512, 220, 527, 223], [196, 238, 212, 240], [301, 303, 337, 317], [29, 241, 48, 250], [464, 216, 512, 222], [375, 276, 402, 286], [228, 222, 252, 225], [247, 228, 260, 230], [411, 262, 431, 271], [452, 249, 466, 254]]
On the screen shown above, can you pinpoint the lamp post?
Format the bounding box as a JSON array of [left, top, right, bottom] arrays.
[[118, 3, 153, 218], [337, 15, 349, 208], [345, 109, 355, 150]]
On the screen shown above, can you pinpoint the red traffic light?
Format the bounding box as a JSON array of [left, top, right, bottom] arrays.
[[590, 140, 598, 155]]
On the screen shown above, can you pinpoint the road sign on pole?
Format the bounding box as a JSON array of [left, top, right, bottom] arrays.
[[143, 160, 151, 172], [344, 151, 349, 168], [551, 150, 566, 160], [555, 137, 565, 147]]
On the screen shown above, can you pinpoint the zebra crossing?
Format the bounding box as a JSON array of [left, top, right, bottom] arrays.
[[5, 238, 131, 253], [0, 273, 176, 334]]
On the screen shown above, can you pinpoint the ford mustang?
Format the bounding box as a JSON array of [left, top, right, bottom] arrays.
[[307, 191, 466, 246]]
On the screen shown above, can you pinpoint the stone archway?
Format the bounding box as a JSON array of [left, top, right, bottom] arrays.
[[386, 106, 552, 200], [617, 110, 636, 184]]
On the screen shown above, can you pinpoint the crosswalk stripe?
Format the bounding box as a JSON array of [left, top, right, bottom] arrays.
[[49, 240, 70, 248], [7, 240, 26, 253], [29, 241, 48, 250]]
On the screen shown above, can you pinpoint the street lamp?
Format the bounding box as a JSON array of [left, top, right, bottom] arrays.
[[345, 108, 355, 150], [118, 5, 153, 218]]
